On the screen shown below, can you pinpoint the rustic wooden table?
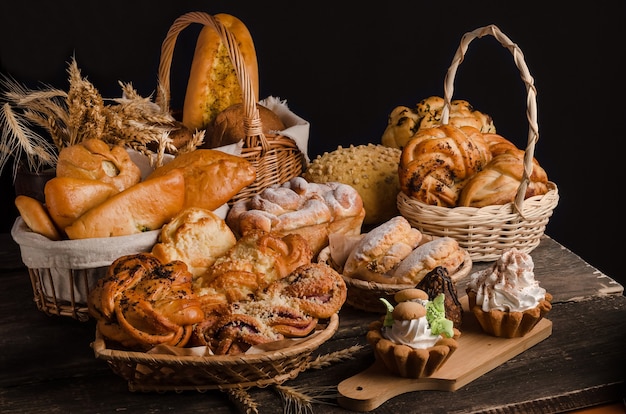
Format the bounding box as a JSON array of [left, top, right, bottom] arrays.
[[1, 233, 624, 414]]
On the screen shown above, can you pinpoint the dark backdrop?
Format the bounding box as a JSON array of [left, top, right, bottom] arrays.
[[1, 1, 624, 286]]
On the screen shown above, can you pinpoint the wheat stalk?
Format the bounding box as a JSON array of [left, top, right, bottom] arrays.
[[275, 385, 340, 414], [226, 387, 259, 414], [301, 344, 364, 371], [0, 56, 196, 178]]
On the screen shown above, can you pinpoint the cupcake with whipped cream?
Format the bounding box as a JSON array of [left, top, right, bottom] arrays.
[[366, 288, 460, 378], [466, 248, 552, 338]]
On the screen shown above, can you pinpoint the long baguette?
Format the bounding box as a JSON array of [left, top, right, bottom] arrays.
[[182, 13, 259, 131], [65, 169, 185, 239]]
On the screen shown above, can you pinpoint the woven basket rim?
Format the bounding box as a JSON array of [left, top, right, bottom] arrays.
[[92, 313, 339, 366], [398, 181, 558, 218]]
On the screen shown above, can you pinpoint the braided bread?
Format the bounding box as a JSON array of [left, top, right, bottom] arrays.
[[399, 125, 491, 207]]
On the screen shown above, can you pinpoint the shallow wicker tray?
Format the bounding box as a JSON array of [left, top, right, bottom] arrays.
[[342, 250, 472, 314], [92, 313, 339, 391], [397, 25, 559, 262]]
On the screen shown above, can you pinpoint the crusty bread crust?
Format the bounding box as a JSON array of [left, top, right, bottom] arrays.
[[14, 195, 61, 241], [182, 13, 259, 131], [44, 176, 118, 231], [146, 149, 256, 211], [64, 169, 185, 239]]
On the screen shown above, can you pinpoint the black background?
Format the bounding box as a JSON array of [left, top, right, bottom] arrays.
[[1, 1, 624, 286]]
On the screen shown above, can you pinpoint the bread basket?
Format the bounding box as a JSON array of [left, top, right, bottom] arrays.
[[157, 11, 308, 204], [397, 24, 559, 262], [341, 250, 472, 313], [10, 217, 160, 321], [92, 313, 338, 391]]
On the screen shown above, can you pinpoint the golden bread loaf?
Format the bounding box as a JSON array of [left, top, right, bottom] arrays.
[[182, 13, 259, 131], [64, 169, 185, 239], [399, 125, 491, 207], [44, 176, 119, 231], [304, 144, 401, 225], [146, 149, 256, 211], [151, 207, 237, 277], [382, 96, 496, 150], [14, 195, 61, 241], [56, 138, 141, 192], [203, 102, 286, 149], [226, 176, 365, 257]]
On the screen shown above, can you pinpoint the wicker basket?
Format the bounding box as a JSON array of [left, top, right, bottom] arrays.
[[92, 313, 339, 391], [156, 11, 307, 203], [397, 24, 559, 262], [11, 217, 161, 321], [342, 250, 472, 313]]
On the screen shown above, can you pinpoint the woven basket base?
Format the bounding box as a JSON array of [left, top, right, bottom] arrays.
[[93, 313, 339, 391]]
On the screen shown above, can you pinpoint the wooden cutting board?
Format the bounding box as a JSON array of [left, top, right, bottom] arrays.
[[337, 302, 553, 412]]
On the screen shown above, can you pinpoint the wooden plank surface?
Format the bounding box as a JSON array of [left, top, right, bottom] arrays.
[[1, 233, 625, 413]]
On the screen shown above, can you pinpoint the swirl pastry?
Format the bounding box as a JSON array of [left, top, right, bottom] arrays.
[[399, 125, 491, 207], [88, 253, 204, 350], [194, 231, 313, 305], [265, 263, 347, 319]]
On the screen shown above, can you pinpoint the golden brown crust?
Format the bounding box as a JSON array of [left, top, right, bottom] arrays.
[[64, 169, 185, 239], [203, 103, 285, 149], [342, 216, 422, 279], [146, 149, 256, 211], [381, 96, 495, 150], [399, 125, 492, 207], [14, 195, 62, 241], [391, 237, 466, 285], [304, 144, 401, 225], [265, 262, 347, 319], [56, 138, 141, 192], [467, 290, 552, 338], [182, 13, 259, 131], [151, 207, 237, 277], [458, 150, 549, 207], [194, 231, 313, 303], [44, 176, 119, 231], [88, 253, 204, 350], [366, 320, 460, 378], [226, 177, 365, 258]]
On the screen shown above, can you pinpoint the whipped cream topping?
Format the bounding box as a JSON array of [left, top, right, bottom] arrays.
[[382, 317, 441, 349], [468, 248, 546, 312]]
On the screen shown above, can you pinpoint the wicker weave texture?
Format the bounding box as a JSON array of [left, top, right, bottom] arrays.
[[157, 11, 305, 203], [397, 25, 559, 262], [93, 313, 339, 391]]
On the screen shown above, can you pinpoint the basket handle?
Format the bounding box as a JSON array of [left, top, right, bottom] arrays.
[[155, 11, 270, 153], [441, 24, 538, 215]]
